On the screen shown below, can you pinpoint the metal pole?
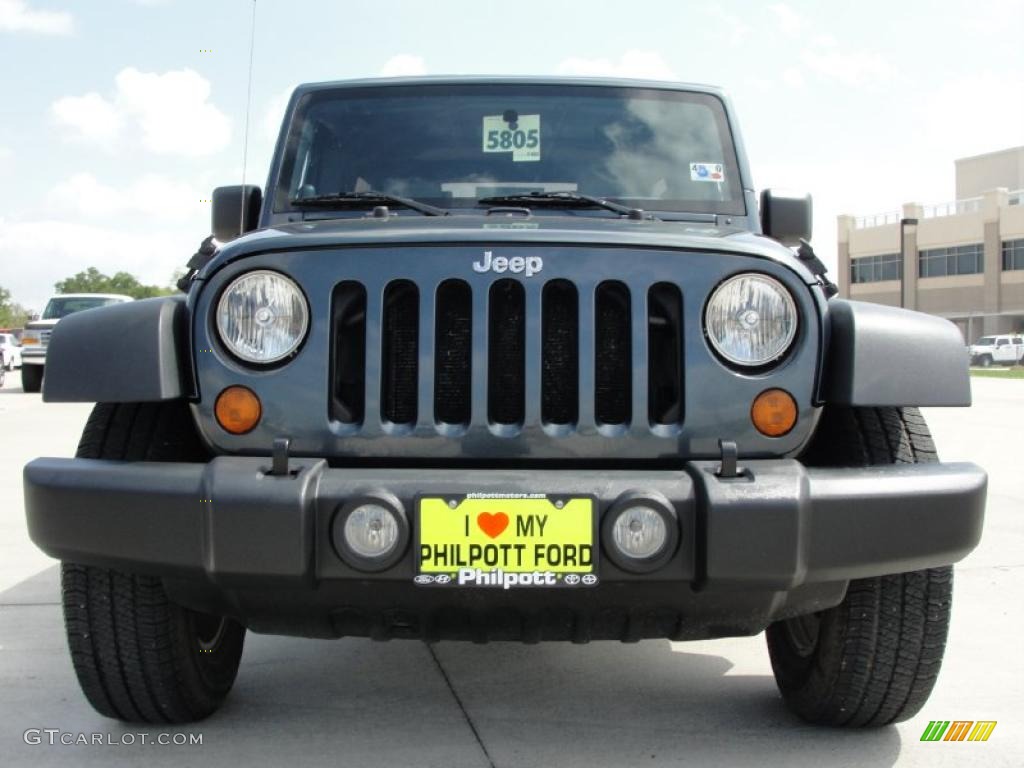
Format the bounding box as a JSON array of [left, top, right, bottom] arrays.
[[899, 219, 905, 308], [899, 217, 918, 310]]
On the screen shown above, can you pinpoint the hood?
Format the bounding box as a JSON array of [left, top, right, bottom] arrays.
[[200, 213, 818, 285]]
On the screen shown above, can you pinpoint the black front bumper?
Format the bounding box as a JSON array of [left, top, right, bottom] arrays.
[[24, 457, 986, 641]]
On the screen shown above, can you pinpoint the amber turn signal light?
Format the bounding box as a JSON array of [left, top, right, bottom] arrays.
[[751, 388, 797, 437], [215, 386, 262, 434]]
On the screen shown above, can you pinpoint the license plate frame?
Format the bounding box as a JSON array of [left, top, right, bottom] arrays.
[[414, 494, 598, 588]]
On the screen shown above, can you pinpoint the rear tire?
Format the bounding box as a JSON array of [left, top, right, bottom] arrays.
[[61, 402, 245, 723], [21, 364, 42, 392], [766, 406, 954, 726]]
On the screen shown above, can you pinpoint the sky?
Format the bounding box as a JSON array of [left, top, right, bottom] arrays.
[[1, 0, 1022, 310]]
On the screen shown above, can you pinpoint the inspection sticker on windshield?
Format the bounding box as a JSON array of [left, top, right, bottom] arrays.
[[415, 495, 596, 588], [482, 114, 541, 162], [690, 162, 725, 182]]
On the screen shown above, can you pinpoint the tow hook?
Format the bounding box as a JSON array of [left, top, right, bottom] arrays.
[[716, 439, 743, 479], [269, 437, 293, 477]]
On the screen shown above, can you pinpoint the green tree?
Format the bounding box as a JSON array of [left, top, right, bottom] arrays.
[[54, 267, 177, 300], [0, 285, 32, 328]]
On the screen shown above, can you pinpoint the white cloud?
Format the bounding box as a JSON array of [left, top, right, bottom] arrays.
[[706, 7, 750, 48], [48, 173, 199, 220], [117, 68, 231, 155], [757, 8, 892, 91], [0, 218, 195, 310], [556, 51, 678, 81], [769, 3, 805, 37], [0, 145, 11, 160], [781, 67, 805, 89], [379, 54, 427, 77], [51, 92, 122, 143], [51, 67, 231, 156], [0, 0, 72, 35], [918, 72, 1024, 161], [800, 47, 891, 88]]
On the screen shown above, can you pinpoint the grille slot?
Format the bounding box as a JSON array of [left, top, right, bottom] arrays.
[[541, 280, 579, 425], [381, 280, 419, 425], [329, 281, 366, 424], [487, 279, 525, 426], [434, 279, 472, 425], [647, 283, 683, 426], [594, 281, 632, 426]]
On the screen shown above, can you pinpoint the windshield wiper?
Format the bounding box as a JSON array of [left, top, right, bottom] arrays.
[[477, 191, 654, 220], [290, 191, 448, 217]]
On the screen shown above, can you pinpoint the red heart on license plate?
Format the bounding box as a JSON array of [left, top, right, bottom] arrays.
[[477, 512, 509, 539]]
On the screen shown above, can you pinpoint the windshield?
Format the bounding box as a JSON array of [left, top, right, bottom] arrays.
[[975, 337, 994, 345], [42, 297, 122, 320], [274, 84, 745, 216]]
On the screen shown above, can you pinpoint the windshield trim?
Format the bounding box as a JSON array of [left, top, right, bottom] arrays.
[[271, 82, 747, 219]]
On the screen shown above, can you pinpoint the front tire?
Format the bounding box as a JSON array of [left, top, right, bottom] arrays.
[[766, 406, 954, 726], [61, 402, 245, 723], [21, 364, 42, 392], [978, 354, 992, 368]]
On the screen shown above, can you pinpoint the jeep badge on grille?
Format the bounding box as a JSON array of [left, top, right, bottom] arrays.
[[473, 251, 543, 277]]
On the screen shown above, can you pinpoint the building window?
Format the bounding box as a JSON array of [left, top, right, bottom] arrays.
[[918, 243, 983, 278], [1003, 239, 1024, 271], [850, 253, 902, 284]]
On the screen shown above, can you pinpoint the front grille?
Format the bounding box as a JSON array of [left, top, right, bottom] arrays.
[[330, 277, 684, 435]]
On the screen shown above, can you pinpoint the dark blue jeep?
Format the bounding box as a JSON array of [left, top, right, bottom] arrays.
[[25, 77, 986, 726]]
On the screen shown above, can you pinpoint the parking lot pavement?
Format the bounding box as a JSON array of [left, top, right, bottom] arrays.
[[0, 375, 91, 593], [1, 378, 1021, 767]]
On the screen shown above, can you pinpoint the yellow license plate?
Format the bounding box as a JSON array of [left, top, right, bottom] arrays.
[[416, 495, 597, 588]]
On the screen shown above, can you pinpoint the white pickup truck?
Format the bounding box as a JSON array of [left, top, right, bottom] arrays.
[[20, 293, 133, 392], [969, 334, 1024, 367]]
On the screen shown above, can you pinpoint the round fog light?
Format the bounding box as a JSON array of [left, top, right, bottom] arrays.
[[332, 496, 408, 572], [603, 494, 679, 573], [344, 504, 399, 558], [613, 507, 667, 559]]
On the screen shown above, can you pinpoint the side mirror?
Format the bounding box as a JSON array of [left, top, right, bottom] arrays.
[[212, 185, 262, 242], [760, 189, 812, 246]]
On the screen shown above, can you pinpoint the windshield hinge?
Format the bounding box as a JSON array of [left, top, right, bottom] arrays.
[[176, 235, 220, 291], [796, 239, 838, 298]]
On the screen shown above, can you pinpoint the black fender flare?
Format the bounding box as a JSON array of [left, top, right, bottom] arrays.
[[823, 299, 970, 407], [43, 296, 190, 403]]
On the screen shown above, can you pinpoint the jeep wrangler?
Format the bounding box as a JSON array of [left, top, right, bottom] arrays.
[[25, 77, 986, 727]]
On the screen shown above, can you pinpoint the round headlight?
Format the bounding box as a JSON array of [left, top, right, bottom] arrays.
[[705, 273, 797, 367], [216, 270, 309, 364]]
